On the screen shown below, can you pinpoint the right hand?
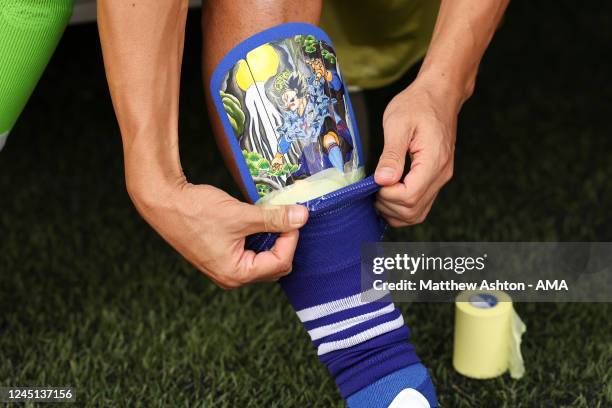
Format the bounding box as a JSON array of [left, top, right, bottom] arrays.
[[129, 180, 308, 289]]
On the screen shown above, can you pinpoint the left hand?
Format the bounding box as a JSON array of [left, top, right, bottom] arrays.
[[374, 76, 460, 227]]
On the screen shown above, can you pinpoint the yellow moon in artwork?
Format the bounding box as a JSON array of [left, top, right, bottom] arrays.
[[235, 44, 280, 91]]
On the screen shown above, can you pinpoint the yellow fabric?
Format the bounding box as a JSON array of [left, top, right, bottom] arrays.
[[320, 0, 440, 89]]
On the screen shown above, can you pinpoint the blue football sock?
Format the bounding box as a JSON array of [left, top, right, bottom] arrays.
[[247, 177, 438, 405], [347, 363, 438, 408], [213, 22, 439, 406]]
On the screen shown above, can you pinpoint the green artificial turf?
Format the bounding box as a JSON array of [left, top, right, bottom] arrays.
[[1, 1, 611, 407]]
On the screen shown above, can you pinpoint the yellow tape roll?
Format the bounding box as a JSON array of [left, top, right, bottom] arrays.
[[453, 290, 526, 379]]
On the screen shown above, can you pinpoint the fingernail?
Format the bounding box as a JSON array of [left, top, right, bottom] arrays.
[[376, 167, 396, 181], [288, 206, 307, 227]]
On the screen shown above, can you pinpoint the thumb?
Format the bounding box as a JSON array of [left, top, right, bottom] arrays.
[[242, 203, 309, 235], [375, 130, 409, 186]]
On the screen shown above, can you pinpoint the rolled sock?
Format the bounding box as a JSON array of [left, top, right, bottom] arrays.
[[247, 178, 436, 403], [0, 0, 73, 149], [347, 363, 438, 408]]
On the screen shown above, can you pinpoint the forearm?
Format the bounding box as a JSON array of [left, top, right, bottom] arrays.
[[375, 1, 509, 225], [418, 0, 509, 108], [97, 0, 188, 198]]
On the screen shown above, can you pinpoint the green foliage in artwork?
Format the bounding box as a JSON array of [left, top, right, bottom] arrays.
[[242, 150, 298, 177], [321, 48, 336, 65], [294, 34, 336, 65], [220, 90, 245, 135]]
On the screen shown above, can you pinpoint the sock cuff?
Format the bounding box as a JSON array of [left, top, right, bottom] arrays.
[[246, 175, 383, 253]]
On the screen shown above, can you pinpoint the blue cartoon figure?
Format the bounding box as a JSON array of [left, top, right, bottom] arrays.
[[271, 63, 353, 178]]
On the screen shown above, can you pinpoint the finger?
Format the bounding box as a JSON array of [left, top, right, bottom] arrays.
[[374, 203, 410, 228], [375, 123, 413, 186], [377, 149, 438, 206], [375, 199, 419, 225], [401, 122, 452, 204], [377, 183, 412, 206], [241, 203, 309, 235], [238, 230, 300, 282], [376, 189, 438, 225], [403, 152, 439, 204], [386, 217, 410, 228]]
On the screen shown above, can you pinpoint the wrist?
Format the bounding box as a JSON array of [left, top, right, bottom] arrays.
[[415, 63, 475, 110], [122, 134, 185, 209]]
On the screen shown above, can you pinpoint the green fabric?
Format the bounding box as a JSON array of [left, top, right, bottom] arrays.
[[0, 0, 73, 134], [320, 0, 440, 89]]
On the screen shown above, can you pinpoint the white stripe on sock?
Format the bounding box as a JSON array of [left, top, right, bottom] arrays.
[[317, 314, 405, 355], [296, 288, 389, 323], [388, 389, 431, 408], [308, 304, 395, 341]]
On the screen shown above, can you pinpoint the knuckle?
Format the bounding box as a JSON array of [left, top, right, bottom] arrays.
[[278, 259, 293, 275], [381, 149, 404, 165], [263, 206, 287, 231], [443, 166, 454, 183], [218, 279, 239, 290], [388, 218, 407, 228], [386, 218, 399, 227], [397, 206, 415, 220], [402, 195, 419, 207], [235, 269, 252, 286], [414, 213, 428, 225], [382, 104, 399, 124], [198, 263, 244, 290], [217, 265, 247, 288]]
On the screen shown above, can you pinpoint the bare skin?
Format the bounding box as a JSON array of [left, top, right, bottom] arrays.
[[97, 0, 508, 288], [98, 0, 313, 289], [374, 0, 510, 226]]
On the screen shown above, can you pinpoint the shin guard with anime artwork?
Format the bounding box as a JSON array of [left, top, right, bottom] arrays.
[[211, 23, 437, 407], [0, 0, 74, 151]]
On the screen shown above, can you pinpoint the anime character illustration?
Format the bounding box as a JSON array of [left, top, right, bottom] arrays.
[[270, 67, 353, 177], [218, 34, 360, 200]]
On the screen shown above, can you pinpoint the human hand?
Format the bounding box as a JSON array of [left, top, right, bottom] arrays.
[[374, 76, 460, 227], [128, 179, 308, 289]]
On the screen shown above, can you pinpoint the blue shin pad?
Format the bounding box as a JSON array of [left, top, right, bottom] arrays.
[[247, 177, 421, 398]]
